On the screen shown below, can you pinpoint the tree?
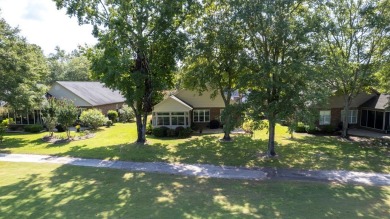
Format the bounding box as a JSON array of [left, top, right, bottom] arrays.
[[54, 0, 194, 144], [56, 99, 78, 139], [46, 46, 92, 84], [316, 0, 390, 138], [41, 98, 58, 137], [0, 16, 49, 111], [181, 0, 246, 141], [239, 0, 322, 156]]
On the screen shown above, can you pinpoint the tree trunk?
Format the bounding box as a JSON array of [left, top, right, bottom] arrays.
[[267, 119, 277, 156], [341, 97, 350, 138], [135, 113, 146, 144], [222, 131, 231, 141]]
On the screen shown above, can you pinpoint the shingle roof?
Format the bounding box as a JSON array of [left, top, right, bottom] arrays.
[[328, 92, 377, 108], [56, 81, 125, 106], [360, 94, 390, 110]]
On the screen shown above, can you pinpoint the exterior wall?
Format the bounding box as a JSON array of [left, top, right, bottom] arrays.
[[317, 107, 359, 129], [153, 96, 192, 112], [175, 90, 225, 108], [95, 103, 124, 115], [192, 107, 224, 128], [48, 83, 92, 107]]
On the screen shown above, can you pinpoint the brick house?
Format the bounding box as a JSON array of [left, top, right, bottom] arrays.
[[151, 89, 229, 129], [318, 91, 390, 132]]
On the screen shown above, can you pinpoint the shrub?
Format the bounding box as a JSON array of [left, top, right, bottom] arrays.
[[178, 127, 192, 138], [295, 122, 307, 133], [24, 124, 44, 133], [0, 124, 6, 143], [209, 120, 220, 129], [118, 105, 135, 122], [152, 126, 169, 137], [321, 125, 334, 134], [1, 118, 14, 127], [8, 124, 24, 131], [175, 126, 185, 136], [167, 128, 177, 137], [106, 120, 113, 127], [107, 110, 118, 123], [146, 123, 153, 135], [80, 109, 107, 130]]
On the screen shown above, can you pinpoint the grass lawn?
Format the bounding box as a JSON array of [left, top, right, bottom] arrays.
[[0, 162, 389, 219], [1, 123, 389, 173]]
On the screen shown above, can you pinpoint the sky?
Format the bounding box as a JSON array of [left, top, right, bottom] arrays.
[[0, 0, 97, 55]]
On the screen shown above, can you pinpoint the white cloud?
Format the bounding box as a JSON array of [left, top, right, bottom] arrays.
[[0, 0, 97, 55]]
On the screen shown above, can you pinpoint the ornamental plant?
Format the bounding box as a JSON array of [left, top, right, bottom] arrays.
[[79, 109, 107, 130]]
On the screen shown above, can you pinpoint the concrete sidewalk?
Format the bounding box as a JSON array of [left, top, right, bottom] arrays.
[[1, 153, 389, 186]]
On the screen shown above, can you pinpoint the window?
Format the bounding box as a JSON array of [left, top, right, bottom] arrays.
[[193, 110, 210, 122], [319, 110, 331, 125], [153, 112, 189, 127], [157, 112, 170, 126], [341, 110, 358, 124]]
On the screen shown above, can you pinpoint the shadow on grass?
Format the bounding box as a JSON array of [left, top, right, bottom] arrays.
[[278, 135, 390, 173], [0, 162, 389, 218]]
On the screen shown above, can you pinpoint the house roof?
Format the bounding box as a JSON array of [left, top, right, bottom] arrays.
[[51, 81, 125, 106], [328, 92, 377, 108], [360, 94, 390, 110], [153, 95, 193, 112]]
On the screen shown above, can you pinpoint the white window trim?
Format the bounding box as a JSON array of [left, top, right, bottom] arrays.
[[341, 110, 358, 124], [193, 109, 210, 122], [319, 110, 331, 125]]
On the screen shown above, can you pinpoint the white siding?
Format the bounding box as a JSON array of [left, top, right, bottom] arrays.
[[175, 90, 225, 108], [153, 96, 192, 112], [48, 83, 92, 107]]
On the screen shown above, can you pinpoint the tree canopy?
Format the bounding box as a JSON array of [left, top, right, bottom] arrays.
[[181, 0, 246, 140], [0, 16, 49, 112], [316, 0, 390, 137]]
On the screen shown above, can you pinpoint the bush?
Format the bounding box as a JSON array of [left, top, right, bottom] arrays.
[[321, 125, 334, 133], [167, 128, 177, 137], [1, 118, 14, 127], [175, 126, 185, 136], [152, 126, 170, 137], [119, 105, 135, 122], [178, 127, 192, 138], [0, 124, 6, 142], [24, 124, 44, 133], [209, 120, 220, 129], [8, 124, 24, 131], [107, 110, 118, 123], [295, 122, 307, 133], [146, 123, 153, 135], [106, 120, 113, 127], [80, 109, 107, 130]]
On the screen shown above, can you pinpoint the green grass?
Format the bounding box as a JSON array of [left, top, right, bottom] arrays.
[[1, 123, 389, 173], [0, 162, 389, 219]]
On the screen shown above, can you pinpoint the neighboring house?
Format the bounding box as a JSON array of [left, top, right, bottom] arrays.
[[152, 89, 230, 129], [47, 81, 126, 115], [318, 91, 390, 132]]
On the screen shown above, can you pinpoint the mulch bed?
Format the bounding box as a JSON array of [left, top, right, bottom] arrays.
[[42, 133, 95, 144]]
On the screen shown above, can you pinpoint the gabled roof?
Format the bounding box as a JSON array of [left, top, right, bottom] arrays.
[[50, 81, 125, 106], [153, 95, 193, 112], [360, 94, 390, 110]]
